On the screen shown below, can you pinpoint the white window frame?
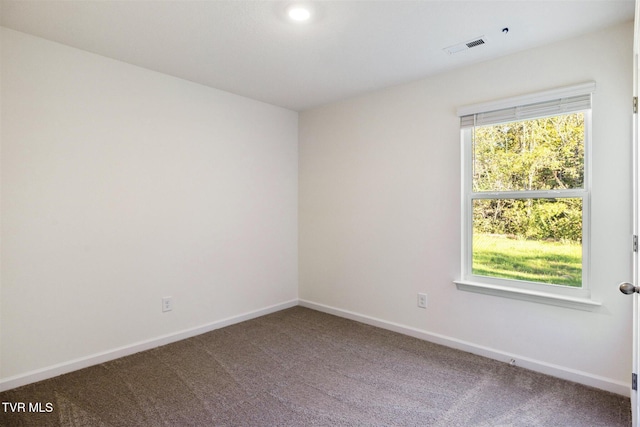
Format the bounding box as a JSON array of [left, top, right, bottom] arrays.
[[454, 82, 601, 311]]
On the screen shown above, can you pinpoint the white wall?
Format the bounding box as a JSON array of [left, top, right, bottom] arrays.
[[0, 28, 298, 382], [0, 23, 3, 382], [299, 21, 634, 393]]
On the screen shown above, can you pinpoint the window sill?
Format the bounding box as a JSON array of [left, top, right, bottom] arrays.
[[453, 280, 602, 311]]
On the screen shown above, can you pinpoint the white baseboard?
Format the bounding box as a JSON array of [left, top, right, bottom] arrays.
[[298, 299, 630, 397], [0, 299, 298, 393], [3, 298, 629, 398]]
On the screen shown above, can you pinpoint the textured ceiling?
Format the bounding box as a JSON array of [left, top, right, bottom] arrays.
[[1, 0, 635, 111]]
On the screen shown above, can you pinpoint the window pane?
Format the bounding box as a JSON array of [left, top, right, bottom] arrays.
[[472, 198, 582, 287], [473, 113, 584, 192]]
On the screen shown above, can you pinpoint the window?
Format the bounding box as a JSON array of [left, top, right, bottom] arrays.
[[455, 83, 600, 309]]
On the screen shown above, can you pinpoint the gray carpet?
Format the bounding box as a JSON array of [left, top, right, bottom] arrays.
[[0, 306, 631, 426]]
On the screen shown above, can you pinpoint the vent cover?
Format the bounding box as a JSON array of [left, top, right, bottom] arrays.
[[444, 36, 487, 54], [466, 38, 485, 48]]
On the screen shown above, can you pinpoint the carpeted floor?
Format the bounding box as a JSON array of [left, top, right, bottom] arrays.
[[0, 306, 631, 426]]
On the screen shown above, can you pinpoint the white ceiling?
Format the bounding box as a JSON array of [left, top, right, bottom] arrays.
[[0, 0, 635, 111]]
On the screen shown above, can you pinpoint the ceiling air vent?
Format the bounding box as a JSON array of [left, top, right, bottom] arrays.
[[466, 38, 485, 48], [444, 36, 487, 55]]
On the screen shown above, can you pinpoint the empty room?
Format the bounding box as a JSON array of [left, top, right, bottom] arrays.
[[0, 0, 638, 425]]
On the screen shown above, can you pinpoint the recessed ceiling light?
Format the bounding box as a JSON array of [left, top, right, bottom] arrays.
[[288, 6, 311, 22]]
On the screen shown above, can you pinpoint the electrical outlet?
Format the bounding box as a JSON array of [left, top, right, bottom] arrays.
[[417, 293, 427, 308], [162, 297, 173, 312]]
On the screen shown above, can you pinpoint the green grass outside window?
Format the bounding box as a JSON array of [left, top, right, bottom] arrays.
[[472, 234, 582, 287]]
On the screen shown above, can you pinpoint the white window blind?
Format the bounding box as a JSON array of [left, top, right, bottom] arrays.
[[458, 81, 595, 128]]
